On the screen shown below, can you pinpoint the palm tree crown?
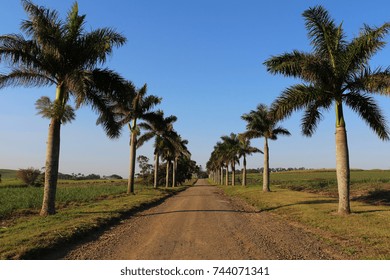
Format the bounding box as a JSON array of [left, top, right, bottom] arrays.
[[0, 1, 128, 136], [263, 5, 390, 213]]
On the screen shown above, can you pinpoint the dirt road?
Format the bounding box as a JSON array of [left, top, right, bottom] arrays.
[[62, 179, 339, 259]]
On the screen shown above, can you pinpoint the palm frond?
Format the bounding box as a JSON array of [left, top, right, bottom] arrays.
[[35, 96, 75, 124], [273, 126, 291, 137], [303, 5, 344, 58], [344, 92, 390, 140], [301, 104, 323, 137], [137, 132, 155, 148], [82, 28, 126, 66], [64, 2, 85, 41], [0, 68, 54, 89], [271, 84, 331, 121], [0, 35, 43, 69], [345, 22, 390, 74], [347, 66, 390, 95]]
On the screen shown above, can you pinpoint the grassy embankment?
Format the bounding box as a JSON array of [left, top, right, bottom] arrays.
[[0, 170, 191, 259], [219, 169, 390, 259]]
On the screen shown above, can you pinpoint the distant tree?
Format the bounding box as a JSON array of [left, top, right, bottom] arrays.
[[242, 104, 290, 192], [137, 111, 179, 188], [111, 84, 161, 194], [137, 155, 153, 185], [196, 165, 208, 179], [17, 167, 42, 187], [109, 174, 123, 180]]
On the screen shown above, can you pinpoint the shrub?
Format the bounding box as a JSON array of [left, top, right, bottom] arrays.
[[16, 168, 42, 187]]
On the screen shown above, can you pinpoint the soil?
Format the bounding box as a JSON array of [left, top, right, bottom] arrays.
[[60, 179, 344, 260]]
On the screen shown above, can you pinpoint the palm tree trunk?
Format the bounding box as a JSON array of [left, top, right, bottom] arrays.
[[154, 153, 159, 188], [335, 102, 351, 214], [263, 137, 270, 192], [225, 166, 229, 186], [335, 126, 351, 214], [220, 166, 223, 185], [172, 157, 177, 187], [243, 155, 247, 186], [232, 162, 235, 186], [40, 118, 61, 215], [127, 120, 137, 194], [165, 160, 170, 188]]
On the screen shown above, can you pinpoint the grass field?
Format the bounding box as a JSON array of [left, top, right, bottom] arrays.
[[0, 180, 128, 219], [219, 169, 390, 259], [0, 170, 193, 259]]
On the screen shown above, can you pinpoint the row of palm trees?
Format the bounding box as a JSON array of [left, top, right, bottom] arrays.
[[207, 104, 289, 192], [208, 6, 390, 215], [0, 1, 191, 215]]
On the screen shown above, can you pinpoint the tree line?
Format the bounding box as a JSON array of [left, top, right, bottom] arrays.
[[207, 6, 390, 215], [0, 1, 193, 215]]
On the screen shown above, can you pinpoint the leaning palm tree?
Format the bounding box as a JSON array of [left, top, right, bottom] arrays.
[[242, 104, 291, 192], [237, 134, 262, 186], [264, 6, 390, 214], [137, 111, 178, 188], [0, 1, 128, 215], [114, 84, 161, 194]]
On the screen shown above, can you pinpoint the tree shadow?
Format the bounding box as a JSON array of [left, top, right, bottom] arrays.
[[353, 189, 390, 206], [136, 209, 260, 217], [259, 199, 337, 212]]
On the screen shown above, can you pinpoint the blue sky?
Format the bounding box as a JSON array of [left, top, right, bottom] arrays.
[[1, 0, 390, 177]]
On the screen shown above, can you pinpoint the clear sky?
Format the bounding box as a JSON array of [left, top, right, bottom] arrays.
[[1, 0, 390, 177]]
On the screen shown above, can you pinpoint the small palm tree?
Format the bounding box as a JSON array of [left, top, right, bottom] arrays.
[[114, 83, 161, 194], [0, 1, 127, 215], [237, 134, 262, 186], [242, 104, 291, 192], [264, 6, 390, 214]]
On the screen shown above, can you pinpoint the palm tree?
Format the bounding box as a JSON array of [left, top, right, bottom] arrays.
[[237, 134, 262, 186], [242, 104, 291, 192], [0, 1, 128, 215], [220, 133, 240, 186], [214, 140, 231, 186], [137, 111, 178, 188], [264, 6, 390, 214], [114, 84, 161, 194], [171, 135, 191, 187], [207, 142, 225, 184]]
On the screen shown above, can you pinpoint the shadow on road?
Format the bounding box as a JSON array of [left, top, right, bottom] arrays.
[[135, 209, 260, 217]]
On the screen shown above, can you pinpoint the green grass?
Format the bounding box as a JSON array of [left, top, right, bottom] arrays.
[[220, 176, 390, 259], [0, 169, 17, 179], [0, 180, 129, 219], [0, 169, 26, 188], [0, 186, 186, 259]]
